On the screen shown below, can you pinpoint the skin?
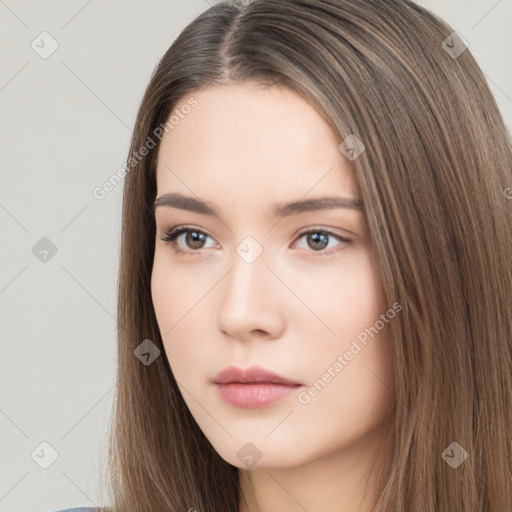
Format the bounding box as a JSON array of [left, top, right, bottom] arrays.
[[151, 82, 396, 512]]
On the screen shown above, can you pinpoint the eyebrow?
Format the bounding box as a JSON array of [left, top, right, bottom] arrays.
[[153, 192, 363, 218]]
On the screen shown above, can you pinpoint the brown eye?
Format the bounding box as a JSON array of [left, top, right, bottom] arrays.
[[306, 232, 329, 251], [293, 229, 352, 256], [183, 230, 207, 249], [160, 226, 215, 255]]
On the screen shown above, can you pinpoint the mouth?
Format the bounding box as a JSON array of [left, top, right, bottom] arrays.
[[212, 365, 304, 408]]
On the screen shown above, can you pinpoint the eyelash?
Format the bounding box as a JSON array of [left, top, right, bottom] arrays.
[[159, 224, 352, 257]]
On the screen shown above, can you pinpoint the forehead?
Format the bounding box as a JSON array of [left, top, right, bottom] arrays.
[[155, 83, 357, 203]]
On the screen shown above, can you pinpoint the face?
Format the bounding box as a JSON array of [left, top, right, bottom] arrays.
[[151, 82, 396, 471]]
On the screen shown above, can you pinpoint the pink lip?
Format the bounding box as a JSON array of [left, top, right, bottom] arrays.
[[215, 383, 301, 408], [212, 365, 303, 408]]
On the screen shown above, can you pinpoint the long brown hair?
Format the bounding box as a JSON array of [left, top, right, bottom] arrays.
[[96, 1, 512, 510]]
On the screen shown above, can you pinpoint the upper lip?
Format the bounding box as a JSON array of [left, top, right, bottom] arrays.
[[213, 365, 302, 386]]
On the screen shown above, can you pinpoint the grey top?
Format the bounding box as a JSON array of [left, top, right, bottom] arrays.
[[55, 508, 97, 512]]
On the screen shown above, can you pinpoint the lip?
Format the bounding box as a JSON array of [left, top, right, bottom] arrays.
[[213, 365, 302, 386], [212, 365, 303, 409]]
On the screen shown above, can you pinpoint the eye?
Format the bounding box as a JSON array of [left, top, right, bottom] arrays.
[[159, 225, 216, 256], [159, 225, 352, 257], [292, 228, 351, 256]]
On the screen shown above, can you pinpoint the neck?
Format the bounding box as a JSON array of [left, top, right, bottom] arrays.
[[238, 420, 393, 512]]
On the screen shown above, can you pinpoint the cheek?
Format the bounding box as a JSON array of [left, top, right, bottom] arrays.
[[151, 260, 223, 435], [299, 251, 394, 397], [150, 254, 215, 376], [151, 258, 175, 335], [150, 250, 209, 332], [304, 251, 383, 343]]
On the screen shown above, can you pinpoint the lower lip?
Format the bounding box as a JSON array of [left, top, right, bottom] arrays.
[[214, 382, 301, 408]]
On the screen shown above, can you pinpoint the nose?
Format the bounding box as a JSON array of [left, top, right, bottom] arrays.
[[216, 245, 285, 342]]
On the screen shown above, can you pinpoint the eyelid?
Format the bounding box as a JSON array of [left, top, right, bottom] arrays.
[[160, 224, 213, 242], [294, 225, 351, 240]]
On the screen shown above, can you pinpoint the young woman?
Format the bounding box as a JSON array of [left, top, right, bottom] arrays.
[[59, 0, 512, 510]]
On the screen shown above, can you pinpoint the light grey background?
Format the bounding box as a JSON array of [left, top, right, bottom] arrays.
[[0, 1, 511, 511]]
